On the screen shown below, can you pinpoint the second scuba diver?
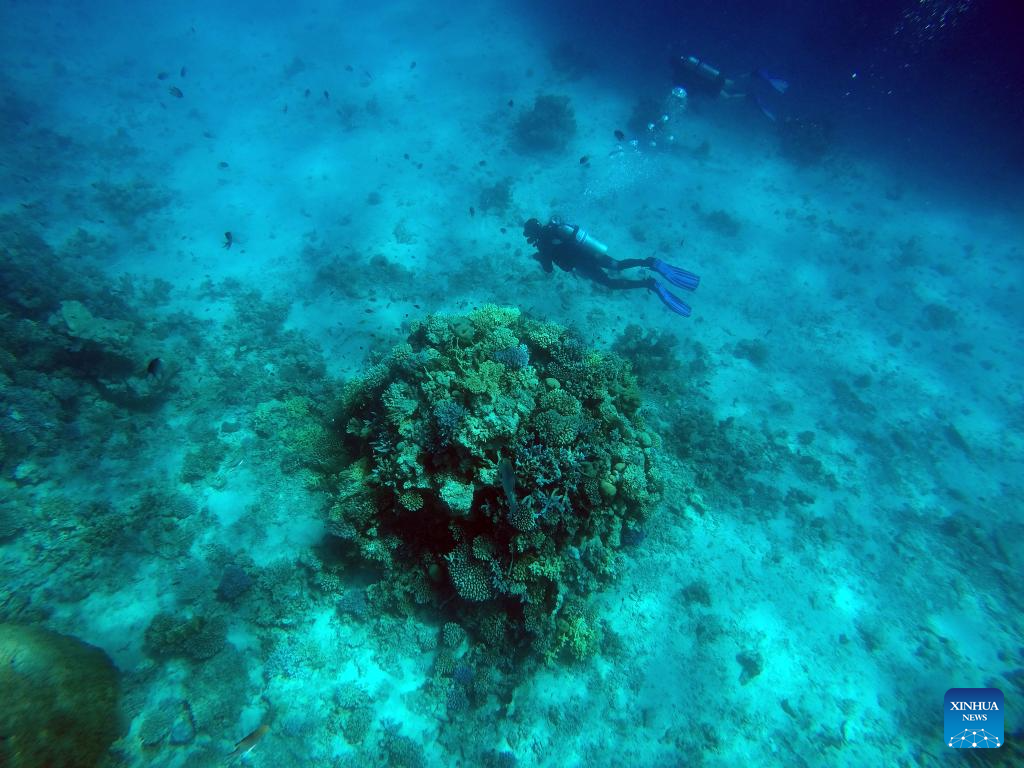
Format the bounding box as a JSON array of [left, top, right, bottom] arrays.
[[523, 217, 700, 318]]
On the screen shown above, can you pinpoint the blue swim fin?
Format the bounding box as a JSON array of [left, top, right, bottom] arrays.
[[651, 280, 692, 317], [652, 258, 701, 291], [754, 68, 789, 94]]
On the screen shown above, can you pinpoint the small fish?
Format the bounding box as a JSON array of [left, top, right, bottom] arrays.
[[579, 155, 589, 165], [223, 231, 233, 249], [180, 66, 188, 78], [218, 161, 229, 169], [304, 88, 311, 98], [498, 458, 517, 515], [227, 724, 269, 760], [507, 99, 514, 108], [614, 129, 624, 141], [323, 90, 330, 101], [410, 61, 416, 69], [168, 86, 183, 98], [146, 357, 164, 377], [345, 64, 353, 72], [156, 71, 169, 80], [468, 206, 475, 217]]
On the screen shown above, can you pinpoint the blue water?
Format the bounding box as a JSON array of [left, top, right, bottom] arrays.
[[1, 1, 1021, 766]]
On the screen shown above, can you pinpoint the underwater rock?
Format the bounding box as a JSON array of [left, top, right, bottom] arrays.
[[53, 299, 133, 347]]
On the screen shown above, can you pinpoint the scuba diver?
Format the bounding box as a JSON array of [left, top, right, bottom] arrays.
[[523, 217, 700, 317], [672, 55, 788, 121]]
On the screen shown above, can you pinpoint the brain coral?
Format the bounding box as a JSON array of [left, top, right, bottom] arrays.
[[328, 306, 661, 660], [0, 623, 122, 768]]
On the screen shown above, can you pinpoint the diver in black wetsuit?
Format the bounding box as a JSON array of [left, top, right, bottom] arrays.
[[671, 55, 789, 121], [523, 217, 700, 317]]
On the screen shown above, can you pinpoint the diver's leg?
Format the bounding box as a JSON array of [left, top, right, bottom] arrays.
[[587, 268, 655, 291], [592, 268, 693, 316], [607, 257, 655, 270], [606, 255, 700, 292]]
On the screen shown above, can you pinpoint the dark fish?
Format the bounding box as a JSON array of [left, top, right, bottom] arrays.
[[227, 724, 269, 759], [218, 161, 229, 169], [304, 88, 311, 98], [498, 458, 517, 515], [156, 71, 169, 80], [507, 99, 513, 107], [345, 64, 353, 72], [410, 61, 416, 69], [180, 66, 187, 78], [614, 129, 624, 141], [223, 231, 233, 249], [146, 357, 164, 377], [168, 86, 183, 98], [469, 206, 475, 217], [323, 90, 330, 101], [579, 155, 589, 165]]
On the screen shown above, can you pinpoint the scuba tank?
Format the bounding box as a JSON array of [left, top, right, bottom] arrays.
[[686, 55, 722, 82], [551, 219, 608, 257], [678, 55, 727, 95]]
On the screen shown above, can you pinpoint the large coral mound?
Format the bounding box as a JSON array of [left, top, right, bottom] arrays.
[[328, 306, 661, 660], [0, 623, 122, 768]]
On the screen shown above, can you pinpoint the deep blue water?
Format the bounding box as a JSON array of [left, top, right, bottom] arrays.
[[1, 2, 1021, 767]]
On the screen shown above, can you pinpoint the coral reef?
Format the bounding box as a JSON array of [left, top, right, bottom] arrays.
[[143, 612, 227, 661], [512, 94, 577, 153], [327, 306, 661, 661], [612, 324, 680, 384], [215, 564, 254, 603], [90, 176, 173, 227]]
